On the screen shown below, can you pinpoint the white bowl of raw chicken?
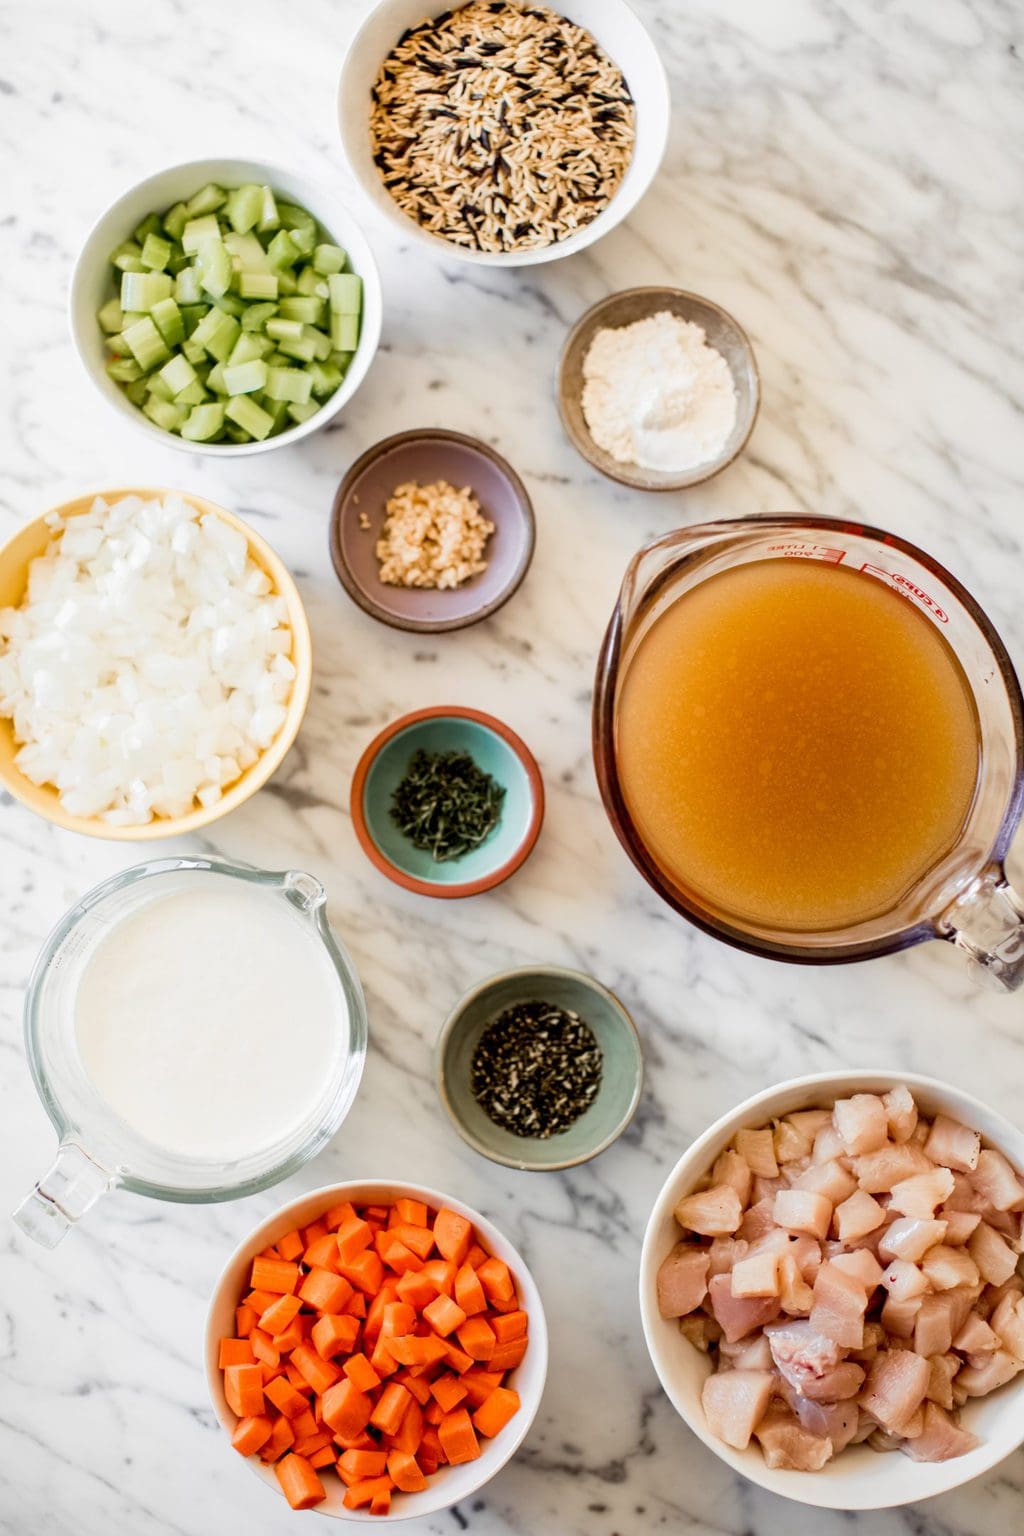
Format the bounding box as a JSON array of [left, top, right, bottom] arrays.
[[639, 1072, 1024, 1509]]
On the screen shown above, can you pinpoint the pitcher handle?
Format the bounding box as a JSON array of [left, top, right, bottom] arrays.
[[13, 1142, 114, 1247], [939, 867, 1024, 991]]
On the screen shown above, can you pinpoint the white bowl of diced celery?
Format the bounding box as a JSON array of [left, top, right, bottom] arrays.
[[70, 159, 383, 453]]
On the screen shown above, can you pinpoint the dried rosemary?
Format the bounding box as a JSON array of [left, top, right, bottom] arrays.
[[471, 1001, 604, 1139], [389, 747, 505, 863]]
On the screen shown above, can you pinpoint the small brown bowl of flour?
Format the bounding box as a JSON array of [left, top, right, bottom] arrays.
[[557, 287, 760, 491]]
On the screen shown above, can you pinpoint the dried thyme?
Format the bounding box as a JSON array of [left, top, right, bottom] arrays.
[[390, 747, 505, 861], [471, 1000, 603, 1137]]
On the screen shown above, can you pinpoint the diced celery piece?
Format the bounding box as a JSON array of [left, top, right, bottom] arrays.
[[297, 266, 328, 298], [328, 272, 362, 315], [266, 229, 300, 270], [206, 361, 229, 395], [239, 271, 278, 300], [263, 365, 313, 405], [223, 359, 268, 395], [180, 303, 207, 336], [287, 398, 321, 424], [181, 214, 221, 255], [181, 402, 226, 441], [97, 297, 123, 334], [192, 307, 240, 362], [225, 182, 263, 234], [159, 353, 198, 397], [240, 301, 278, 333], [175, 265, 204, 305], [166, 249, 190, 276], [111, 240, 144, 272], [120, 270, 173, 313], [225, 394, 274, 440], [289, 225, 316, 257], [182, 338, 206, 366], [106, 355, 144, 383], [146, 371, 174, 402], [122, 315, 170, 370], [143, 395, 188, 433], [211, 291, 246, 317], [196, 237, 232, 298], [227, 333, 264, 367], [330, 312, 360, 351], [224, 230, 269, 271], [150, 296, 184, 347], [184, 183, 227, 217], [265, 316, 304, 343], [313, 243, 346, 275], [263, 396, 292, 431], [133, 211, 163, 245], [162, 201, 189, 241], [175, 378, 209, 407], [309, 360, 343, 398], [330, 350, 354, 373], [309, 326, 332, 361], [278, 202, 316, 236], [140, 232, 172, 271], [279, 296, 325, 326], [224, 422, 252, 443], [276, 269, 298, 296], [257, 185, 280, 232], [276, 330, 317, 363], [125, 377, 149, 406]]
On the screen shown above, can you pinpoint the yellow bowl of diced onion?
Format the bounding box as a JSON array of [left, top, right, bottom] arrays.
[[0, 488, 312, 840]]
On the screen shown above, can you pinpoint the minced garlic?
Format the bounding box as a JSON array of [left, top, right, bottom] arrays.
[[374, 479, 494, 590]]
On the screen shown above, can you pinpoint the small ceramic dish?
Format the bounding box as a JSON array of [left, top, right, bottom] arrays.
[[205, 1179, 549, 1521], [0, 488, 312, 840], [435, 965, 643, 1171], [557, 286, 760, 490], [329, 429, 535, 633], [350, 706, 543, 898]]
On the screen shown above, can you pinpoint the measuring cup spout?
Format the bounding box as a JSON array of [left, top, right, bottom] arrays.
[[13, 1142, 114, 1247], [940, 869, 1024, 991]]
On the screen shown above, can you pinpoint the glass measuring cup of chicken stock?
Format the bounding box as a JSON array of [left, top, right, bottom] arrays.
[[594, 515, 1024, 988], [14, 857, 368, 1246]]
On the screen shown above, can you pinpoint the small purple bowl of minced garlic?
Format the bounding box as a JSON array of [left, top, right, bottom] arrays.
[[556, 286, 761, 491]]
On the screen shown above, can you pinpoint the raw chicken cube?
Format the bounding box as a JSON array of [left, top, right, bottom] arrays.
[[889, 1168, 956, 1220], [939, 1209, 981, 1245], [787, 1392, 860, 1453], [834, 1189, 885, 1243], [735, 1126, 779, 1179], [955, 1350, 1023, 1396], [765, 1319, 841, 1388], [679, 1314, 718, 1352], [712, 1147, 753, 1207], [830, 1249, 883, 1291], [882, 1085, 918, 1144], [674, 1183, 743, 1236], [737, 1198, 776, 1243], [719, 1332, 773, 1370], [879, 1217, 948, 1264], [775, 1117, 814, 1164], [708, 1235, 749, 1274], [989, 1291, 1024, 1360], [880, 1259, 928, 1301], [707, 1273, 781, 1343], [812, 1124, 848, 1165], [860, 1348, 930, 1433], [754, 1405, 834, 1470], [789, 1109, 833, 1143], [796, 1159, 858, 1205], [800, 1361, 866, 1401], [925, 1353, 960, 1410], [731, 1251, 782, 1299], [777, 1253, 815, 1316], [924, 1115, 981, 1173], [913, 1295, 956, 1357], [952, 1313, 999, 1355], [921, 1245, 980, 1292], [882, 1295, 923, 1338], [810, 1262, 868, 1349], [701, 1369, 773, 1449], [657, 1244, 710, 1318], [833, 1094, 888, 1156], [971, 1149, 1024, 1212], [773, 1189, 832, 1241], [900, 1401, 979, 1462], [852, 1142, 932, 1192]]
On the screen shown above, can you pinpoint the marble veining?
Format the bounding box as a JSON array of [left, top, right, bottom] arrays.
[[1, 1, 1023, 1532]]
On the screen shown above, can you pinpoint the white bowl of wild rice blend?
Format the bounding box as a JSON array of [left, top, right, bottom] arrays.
[[338, 0, 670, 265]]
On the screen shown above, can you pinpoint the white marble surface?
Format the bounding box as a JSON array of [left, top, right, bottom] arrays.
[[1, 1, 1023, 1532]]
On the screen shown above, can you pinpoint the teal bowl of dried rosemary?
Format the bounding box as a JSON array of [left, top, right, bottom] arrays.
[[435, 965, 643, 1172], [350, 706, 544, 898]]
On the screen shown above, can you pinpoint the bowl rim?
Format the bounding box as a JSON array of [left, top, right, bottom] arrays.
[[556, 285, 762, 490], [67, 154, 383, 457], [434, 962, 644, 1171], [335, 0, 671, 269], [204, 1177, 549, 1522], [0, 487, 312, 840], [349, 705, 544, 898], [638, 1068, 1024, 1509], [328, 428, 536, 633]]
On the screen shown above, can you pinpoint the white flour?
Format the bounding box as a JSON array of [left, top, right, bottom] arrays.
[[581, 311, 738, 472]]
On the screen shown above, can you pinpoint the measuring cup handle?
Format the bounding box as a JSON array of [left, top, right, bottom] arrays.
[[12, 1142, 114, 1247], [940, 868, 1024, 991]]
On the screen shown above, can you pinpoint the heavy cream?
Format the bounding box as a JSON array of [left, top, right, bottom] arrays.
[[74, 879, 348, 1162]]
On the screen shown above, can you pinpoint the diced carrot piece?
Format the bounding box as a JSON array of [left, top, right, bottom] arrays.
[[363, 1281, 399, 1346], [302, 1220, 328, 1246], [250, 1257, 300, 1295], [396, 1198, 429, 1228], [465, 1243, 489, 1270], [249, 1329, 280, 1369], [231, 1413, 273, 1456], [369, 1333, 399, 1378], [333, 1428, 377, 1452], [387, 1334, 448, 1369], [486, 1290, 519, 1315], [346, 1291, 368, 1319], [379, 1237, 422, 1274], [438, 1407, 481, 1465], [396, 1270, 439, 1308], [390, 1395, 424, 1455], [454, 1263, 488, 1317], [397, 1370, 432, 1406], [492, 1310, 528, 1343], [265, 1375, 309, 1420], [272, 1316, 309, 1355], [339, 1248, 385, 1296], [423, 1293, 467, 1338], [420, 1259, 457, 1296], [303, 1234, 343, 1272], [388, 1448, 427, 1492], [424, 1397, 444, 1425], [245, 1289, 279, 1314], [325, 1200, 357, 1231], [300, 1267, 353, 1314], [419, 1425, 446, 1466], [259, 1414, 295, 1462], [275, 1452, 326, 1510], [291, 1342, 342, 1396], [489, 1338, 528, 1373], [219, 1338, 256, 1369], [431, 1373, 468, 1413], [434, 1209, 473, 1266], [321, 1379, 374, 1439], [370, 1485, 392, 1516], [473, 1385, 521, 1437], [259, 1293, 302, 1336], [224, 1363, 264, 1418], [382, 1302, 417, 1339], [337, 1216, 373, 1263], [259, 1244, 281, 1260], [343, 1475, 393, 1511], [338, 1353, 379, 1394], [461, 1369, 503, 1408], [477, 1257, 514, 1306], [235, 1304, 258, 1338], [443, 1339, 474, 1375], [276, 1228, 304, 1262], [389, 1224, 436, 1260], [339, 1448, 388, 1479], [310, 1444, 336, 1470], [455, 1317, 496, 1362], [294, 1431, 333, 1458], [365, 1204, 390, 1223], [312, 1313, 361, 1360], [285, 1361, 311, 1390], [291, 1408, 319, 1442], [370, 1381, 412, 1436]]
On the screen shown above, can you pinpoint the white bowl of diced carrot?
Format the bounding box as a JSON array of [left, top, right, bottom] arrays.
[[639, 1071, 1024, 1510], [205, 1181, 548, 1520]]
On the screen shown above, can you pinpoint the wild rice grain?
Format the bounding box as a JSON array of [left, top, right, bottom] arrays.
[[369, 1, 635, 254]]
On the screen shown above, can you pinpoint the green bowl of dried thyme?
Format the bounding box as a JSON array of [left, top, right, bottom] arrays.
[[436, 965, 643, 1171]]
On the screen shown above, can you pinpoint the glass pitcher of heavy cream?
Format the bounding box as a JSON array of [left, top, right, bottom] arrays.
[[593, 515, 1024, 988], [14, 858, 368, 1245]]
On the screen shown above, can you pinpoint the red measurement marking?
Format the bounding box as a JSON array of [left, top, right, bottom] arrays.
[[767, 542, 847, 564], [860, 563, 949, 622]]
